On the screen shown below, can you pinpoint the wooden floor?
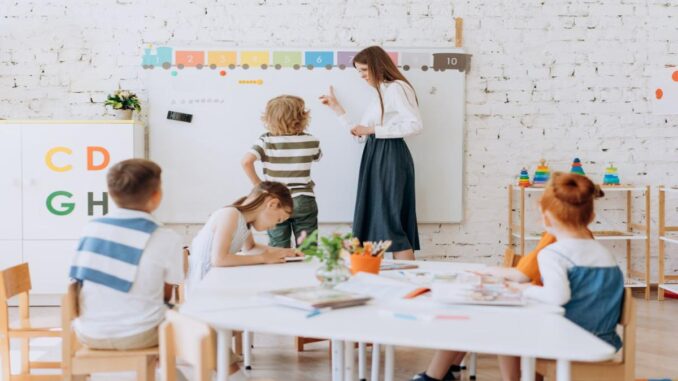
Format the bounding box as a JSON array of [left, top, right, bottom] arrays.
[[5, 292, 678, 380]]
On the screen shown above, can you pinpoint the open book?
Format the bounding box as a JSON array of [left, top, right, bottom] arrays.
[[431, 273, 526, 306], [262, 286, 371, 310], [334, 273, 430, 300]]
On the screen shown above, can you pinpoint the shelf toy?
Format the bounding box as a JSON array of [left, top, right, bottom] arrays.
[[532, 159, 550, 187], [602, 163, 621, 186], [518, 167, 531, 187], [570, 157, 585, 175]]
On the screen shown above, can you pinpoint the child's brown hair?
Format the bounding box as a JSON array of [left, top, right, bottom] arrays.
[[107, 159, 162, 209], [540, 172, 604, 228], [262, 95, 310, 135], [230, 181, 293, 215]]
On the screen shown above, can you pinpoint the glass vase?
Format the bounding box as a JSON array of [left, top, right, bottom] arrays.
[[315, 260, 350, 288]]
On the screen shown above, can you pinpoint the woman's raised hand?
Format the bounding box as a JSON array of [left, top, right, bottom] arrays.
[[319, 86, 346, 115]]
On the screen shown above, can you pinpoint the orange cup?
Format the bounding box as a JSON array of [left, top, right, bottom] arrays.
[[350, 254, 382, 275]]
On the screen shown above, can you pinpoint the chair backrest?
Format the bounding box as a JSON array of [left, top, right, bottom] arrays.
[[502, 247, 523, 268], [183, 246, 190, 275], [0, 263, 32, 331], [63, 282, 80, 323], [0, 263, 31, 301], [619, 288, 635, 375], [160, 310, 215, 381], [173, 247, 191, 304]]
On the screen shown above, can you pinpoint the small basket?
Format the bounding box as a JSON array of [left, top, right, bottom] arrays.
[[350, 254, 382, 275]]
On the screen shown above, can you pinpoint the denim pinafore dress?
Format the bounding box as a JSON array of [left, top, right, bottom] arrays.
[[552, 251, 625, 351]]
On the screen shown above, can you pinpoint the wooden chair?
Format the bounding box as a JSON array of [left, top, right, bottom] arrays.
[[172, 248, 244, 356], [159, 310, 218, 381], [0, 263, 61, 381], [160, 310, 275, 381], [172, 247, 191, 305], [503, 247, 523, 268], [61, 282, 158, 381], [536, 288, 636, 381], [296, 337, 328, 352]]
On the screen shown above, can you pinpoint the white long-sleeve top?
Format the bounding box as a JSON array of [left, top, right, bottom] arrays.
[[523, 238, 619, 306], [338, 80, 423, 140]]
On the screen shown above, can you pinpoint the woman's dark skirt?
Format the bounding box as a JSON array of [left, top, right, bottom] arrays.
[[352, 135, 420, 252]]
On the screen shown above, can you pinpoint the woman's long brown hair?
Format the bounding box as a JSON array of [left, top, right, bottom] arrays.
[[230, 181, 293, 215], [353, 46, 418, 123]]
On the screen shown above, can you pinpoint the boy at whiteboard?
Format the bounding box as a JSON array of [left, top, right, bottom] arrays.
[[241, 95, 322, 248]]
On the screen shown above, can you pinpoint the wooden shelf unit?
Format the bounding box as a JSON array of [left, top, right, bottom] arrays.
[[658, 186, 678, 300], [508, 184, 651, 299]]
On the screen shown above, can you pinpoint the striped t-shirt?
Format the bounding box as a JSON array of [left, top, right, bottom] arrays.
[[250, 132, 322, 197]]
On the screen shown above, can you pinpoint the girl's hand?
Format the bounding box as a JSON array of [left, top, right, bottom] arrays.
[[350, 125, 374, 137], [262, 248, 287, 264], [319, 86, 346, 115]]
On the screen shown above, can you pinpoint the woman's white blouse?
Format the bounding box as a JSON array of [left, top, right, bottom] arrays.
[[339, 80, 423, 139]]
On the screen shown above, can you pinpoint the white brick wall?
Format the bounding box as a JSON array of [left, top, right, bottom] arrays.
[[2, 0, 677, 277]]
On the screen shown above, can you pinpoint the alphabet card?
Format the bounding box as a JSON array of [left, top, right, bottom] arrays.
[[1, 121, 141, 240]]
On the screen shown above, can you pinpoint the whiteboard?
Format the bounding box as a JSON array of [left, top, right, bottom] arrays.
[[145, 47, 468, 224]]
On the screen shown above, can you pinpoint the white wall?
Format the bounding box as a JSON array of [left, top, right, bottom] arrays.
[[1, 0, 677, 275]]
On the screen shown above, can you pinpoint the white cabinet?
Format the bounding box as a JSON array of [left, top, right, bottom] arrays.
[[0, 126, 22, 240], [0, 121, 142, 298], [0, 241, 22, 272], [22, 240, 77, 294]]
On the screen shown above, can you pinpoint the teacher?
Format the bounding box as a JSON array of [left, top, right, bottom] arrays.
[[320, 46, 422, 260]]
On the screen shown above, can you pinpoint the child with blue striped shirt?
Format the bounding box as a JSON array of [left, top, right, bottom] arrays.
[[71, 159, 183, 350]]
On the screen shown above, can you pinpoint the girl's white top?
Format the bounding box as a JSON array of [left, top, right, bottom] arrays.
[[187, 207, 250, 292], [523, 238, 618, 305]]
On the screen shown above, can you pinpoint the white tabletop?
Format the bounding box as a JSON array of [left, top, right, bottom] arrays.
[[181, 261, 616, 363]]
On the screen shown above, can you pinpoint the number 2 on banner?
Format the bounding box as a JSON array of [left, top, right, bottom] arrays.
[[176, 51, 204, 67]]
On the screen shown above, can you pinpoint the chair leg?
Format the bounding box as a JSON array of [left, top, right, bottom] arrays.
[[20, 338, 30, 375], [233, 331, 243, 356], [0, 336, 12, 381], [138, 356, 156, 381]]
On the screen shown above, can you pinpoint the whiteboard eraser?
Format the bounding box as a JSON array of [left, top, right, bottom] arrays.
[[167, 111, 193, 123]]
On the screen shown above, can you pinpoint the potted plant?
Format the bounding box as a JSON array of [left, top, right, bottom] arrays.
[[105, 90, 141, 119], [298, 230, 352, 288]]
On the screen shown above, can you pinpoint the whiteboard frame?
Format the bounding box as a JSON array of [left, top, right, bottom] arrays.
[[145, 47, 468, 224]]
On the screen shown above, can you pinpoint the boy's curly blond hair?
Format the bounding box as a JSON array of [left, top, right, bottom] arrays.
[[262, 95, 310, 135]]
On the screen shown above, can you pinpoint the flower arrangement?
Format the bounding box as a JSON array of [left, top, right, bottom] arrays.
[[298, 231, 393, 279], [105, 90, 141, 111], [297, 230, 352, 271], [297, 230, 353, 287]]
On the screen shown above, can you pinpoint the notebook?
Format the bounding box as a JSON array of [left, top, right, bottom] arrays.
[[379, 261, 419, 271], [263, 286, 371, 310]]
